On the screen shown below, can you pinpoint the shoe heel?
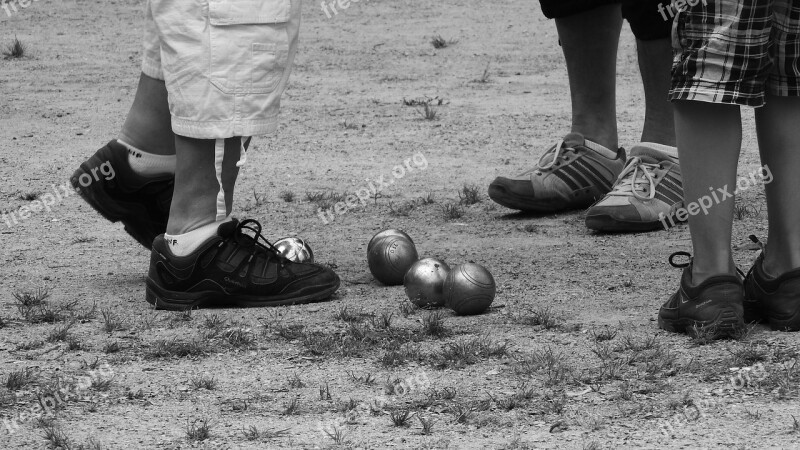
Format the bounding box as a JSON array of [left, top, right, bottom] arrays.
[[145, 279, 206, 311]]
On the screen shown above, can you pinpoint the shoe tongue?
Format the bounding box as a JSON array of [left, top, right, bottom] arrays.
[[561, 132, 586, 148], [217, 219, 240, 237], [629, 145, 675, 164]]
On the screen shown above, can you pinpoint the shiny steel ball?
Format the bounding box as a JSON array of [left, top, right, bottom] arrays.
[[274, 237, 314, 263], [367, 236, 418, 285], [404, 258, 451, 307], [444, 263, 496, 315], [367, 229, 414, 254]]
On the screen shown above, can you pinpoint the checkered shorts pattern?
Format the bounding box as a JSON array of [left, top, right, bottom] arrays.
[[670, 0, 800, 107]]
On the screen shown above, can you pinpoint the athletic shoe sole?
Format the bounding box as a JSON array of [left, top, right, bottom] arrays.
[[144, 276, 341, 310], [658, 308, 743, 339], [488, 183, 579, 212], [744, 301, 800, 331], [584, 215, 665, 232]]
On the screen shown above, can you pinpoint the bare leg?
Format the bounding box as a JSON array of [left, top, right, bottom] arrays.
[[754, 95, 800, 276], [167, 137, 241, 235], [636, 38, 676, 146], [673, 100, 742, 283], [555, 4, 623, 150], [119, 73, 176, 156]]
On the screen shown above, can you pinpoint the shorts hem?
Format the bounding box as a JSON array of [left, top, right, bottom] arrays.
[[669, 88, 765, 108], [171, 116, 279, 139], [141, 58, 164, 80]]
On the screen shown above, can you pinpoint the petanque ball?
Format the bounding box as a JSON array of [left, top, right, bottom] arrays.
[[367, 236, 418, 285], [444, 263, 496, 315], [403, 258, 451, 307]]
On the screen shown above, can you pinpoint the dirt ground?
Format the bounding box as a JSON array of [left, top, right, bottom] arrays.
[[1, 0, 799, 449]]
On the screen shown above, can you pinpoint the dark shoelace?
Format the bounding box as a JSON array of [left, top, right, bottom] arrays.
[[234, 219, 292, 265], [668, 250, 746, 278]]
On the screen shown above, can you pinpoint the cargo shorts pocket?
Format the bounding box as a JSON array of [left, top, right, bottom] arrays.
[[208, 0, 292, 95]]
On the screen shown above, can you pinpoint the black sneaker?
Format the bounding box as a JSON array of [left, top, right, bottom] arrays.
[[658, 252, 744, 339], [744, 238, 800, 331], [71, 140, 173, 249], [145, 219, 340, 310]]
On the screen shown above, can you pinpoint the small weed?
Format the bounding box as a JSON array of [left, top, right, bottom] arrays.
[[282, 397, 301, 415], [399, 301, 419, 317], [101, 308, 126, 333], [186, 418, 211, 441], [334, 305, 370, 323], [289, 372, 306, 389], [431, 35, 458, 49], [591, 326, 618, 342], [418, 415, 435, 434], [102, 341, 120, 354], [389, 201, 415, 217], [342, 120, 361, 130], [440, 203, 465, 220], [279, 191, 295, 202], [458, 184, 481, 205], [203, 314, 226, 330], [147, 338, 208, 358], [324, 425, 348, 444], [91, 377, 113, 392], [347, 371, 376, 386], [421, 311, 448, 337], [3, 36, 26, 59], [243, 425, 290, 441], [191, 374, 217, 390], [5, 368, 35, 390], [474, 62, 491, 83], [513, 306, 564, 330], [319, 382, 332, 401], [390, 408, 413, 427], [46, 320, 77, 343], [418, 103, 438, 121], [41, 422, 71, 448], [225, 327, 255, 348], [450, 403, 473, 424]]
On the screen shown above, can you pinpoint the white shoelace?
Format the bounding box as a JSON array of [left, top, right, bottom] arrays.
[[608, 157, 660, 200], [536, 140, 573, 171]]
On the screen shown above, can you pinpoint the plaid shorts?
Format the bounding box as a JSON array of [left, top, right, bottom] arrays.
[[670, 0, 800, 107]]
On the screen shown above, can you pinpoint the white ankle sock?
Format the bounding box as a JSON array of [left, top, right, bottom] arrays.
[[584, 140, 618, 159], [639, 142, 678, 158], [118, 139, 176, 176], [164, 219, 229, 257]]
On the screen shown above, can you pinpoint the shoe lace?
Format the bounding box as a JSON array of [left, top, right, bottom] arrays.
[[536, 140, 574, 171], [669, 251, 747, 278], [609, 157, 659, 200], [744, 235, 766, 280], [233, 219, 292, 265]]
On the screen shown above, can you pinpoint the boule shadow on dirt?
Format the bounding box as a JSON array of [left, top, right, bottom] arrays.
[[444, 263, 496, 315], [403, 258, 450, 307], [367, 236, 418, 285]]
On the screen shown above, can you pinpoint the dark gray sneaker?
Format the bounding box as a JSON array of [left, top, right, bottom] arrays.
[[71, 140, 173, 249], [488, 133, 626, 212], [146, 219, 340, 310], [658, 252, 745, 339], [744, 238, 800, 331]]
